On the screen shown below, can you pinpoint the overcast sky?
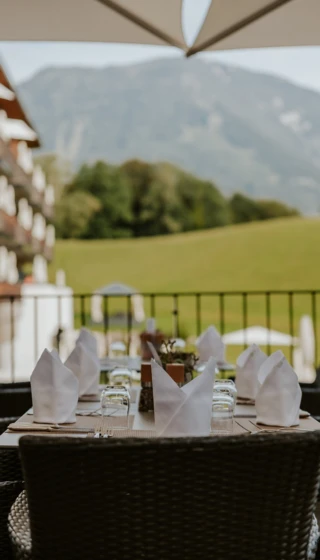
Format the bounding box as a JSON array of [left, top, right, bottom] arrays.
[[1, 0, 320, 93]]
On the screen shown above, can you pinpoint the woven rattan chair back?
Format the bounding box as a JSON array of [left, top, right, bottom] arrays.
[[19, 432, 320, 560], [0, 446, 23, 559], [0, 383, 32, 418]]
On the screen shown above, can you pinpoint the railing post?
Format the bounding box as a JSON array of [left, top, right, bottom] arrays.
[[312, 291, 317, 367], [288, 292, 294, 365], [196, 293, 201, 336], [265, 292, 271, 355], [10, 296, 15, 383], [172, 294, 179, 338], [57, 295, 62, 355], [34, 296, 38, 365], [103, 296, 109, 356], [80, 295, 86, 327], [219, 293, 225, 335], [126, 295, 132, 355], [242, 292, 248, 350], [150, 294, 155, 319]]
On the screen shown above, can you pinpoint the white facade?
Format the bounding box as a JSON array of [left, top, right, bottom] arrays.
[[0, 283, 74, 382], [0, 246, 8, 282], [7, 251, 19, 284], [0, 177, 17, 217], [17, 198, 33, 231], [45, 224, 55, 247], [32, 254, 48, 284], [32, 165, 46, 193], [45, 185, 55, 205], [17, 141, 33, 174], [32, 212, 46, 240]]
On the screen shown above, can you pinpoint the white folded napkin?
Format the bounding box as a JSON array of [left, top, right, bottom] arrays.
[[146, 341, 162, 365], [151, 357, 216, 437], [256, 350, 302, 427], [76, 328, 100, 367], [236, 344, 267, 399], [31, 348, 79, 424], [196, 325, 225, 364], [50, 348, 61, 361], [65, 342, 100, 397]]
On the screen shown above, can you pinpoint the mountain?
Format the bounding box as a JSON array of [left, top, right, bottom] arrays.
[[18, 57, 320, 213]]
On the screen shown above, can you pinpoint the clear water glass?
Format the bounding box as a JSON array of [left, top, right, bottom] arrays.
[[109, 367, 133, 389], [211, 390, 234, 435], [214, 379, 237, 410], [172, 338, 186, 350], [109, 341, 126, 358], [195, 362, 220, 375], [100, 385, 130, 429]]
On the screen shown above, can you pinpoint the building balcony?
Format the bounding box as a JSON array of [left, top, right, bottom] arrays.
[[0, 137, 32, 198], [41, 198, 54, 221], [0, 139, 49, 217], [31, 237, 53, 262], [0, 210, 53, 263]]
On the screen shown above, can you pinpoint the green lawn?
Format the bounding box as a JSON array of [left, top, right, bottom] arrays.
[[50, 217, 320, 363]]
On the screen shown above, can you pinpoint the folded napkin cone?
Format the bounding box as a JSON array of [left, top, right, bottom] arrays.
[[65, 342, 100, 397], [31, 349, 79, 424], [76, 328, 100, 368], [196, 325, 225, 364], [151, 357, 216, 437], [236, 344, 267, 400], [256, 350, 302, 427]]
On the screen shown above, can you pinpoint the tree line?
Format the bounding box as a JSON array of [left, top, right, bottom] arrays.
[[46, 157, 299, 239]]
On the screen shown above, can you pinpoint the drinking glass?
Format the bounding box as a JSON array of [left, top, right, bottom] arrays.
[[172, 338, 186, 350], [100, 385, 130, 430], [214, 379, 237, 410], [211, 389, 234, 434], [110, 341, 126, 358], [195, 362, 220, 375], [109, 367, 133, 389]]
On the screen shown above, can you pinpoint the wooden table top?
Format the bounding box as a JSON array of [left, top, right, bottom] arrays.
[[1, 391, 319, 448]]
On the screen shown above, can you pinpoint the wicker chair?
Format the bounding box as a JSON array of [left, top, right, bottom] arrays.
[[301, 388, 320, 421], [0, 383, 32, 419], [0, 447, 23, 560], [0, 418, 19, 436], [0, 402, 26, 557], [8, 432, 320, 560]]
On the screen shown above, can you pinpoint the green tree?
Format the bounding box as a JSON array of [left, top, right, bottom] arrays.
[[230, 193, 299, 224], [177, 175, 230, 231], [256, 199, 299, 220], [55, 191, 101, 238], [229, 193, 262, 224], [65, 161, 133, 238], [121, 160, 154, 237]]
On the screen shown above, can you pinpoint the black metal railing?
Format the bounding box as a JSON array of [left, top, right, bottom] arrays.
[[1, 289, 320, 382]]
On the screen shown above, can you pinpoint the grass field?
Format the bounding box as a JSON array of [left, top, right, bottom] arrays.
[[49, 217, 320, 363]]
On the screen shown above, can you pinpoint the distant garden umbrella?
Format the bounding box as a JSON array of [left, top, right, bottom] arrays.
[[0, 0, 186, 49], [91, 282, 145, 324], [187, 0, 320, 57], [222, 326, 297, 346]]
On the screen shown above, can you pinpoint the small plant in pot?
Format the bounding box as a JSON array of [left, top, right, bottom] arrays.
[[159, 339, 198, 384]]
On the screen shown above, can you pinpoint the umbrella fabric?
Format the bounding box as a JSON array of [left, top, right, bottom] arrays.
[[0, 0, 186, 49], [222, 326, 297, 346], [187, 0, 320, 56]]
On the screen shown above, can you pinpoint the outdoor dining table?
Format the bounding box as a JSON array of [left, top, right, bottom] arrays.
[[0, 387, 319, 448]]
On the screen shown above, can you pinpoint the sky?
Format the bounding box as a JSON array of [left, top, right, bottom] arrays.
[[1, 0, 320, 93]]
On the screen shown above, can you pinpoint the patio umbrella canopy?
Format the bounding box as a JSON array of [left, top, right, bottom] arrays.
[[187, 0, 320, 56], [0, 0, 186, 48], [91, 282, 145, 324], [222, 325, 297, 346]]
